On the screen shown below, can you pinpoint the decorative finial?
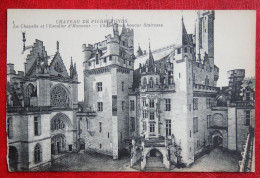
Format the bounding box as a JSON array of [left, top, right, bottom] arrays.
[[149, 38, 151, 50], [57, 41, 59, 52], [22, 31, 26, 52]]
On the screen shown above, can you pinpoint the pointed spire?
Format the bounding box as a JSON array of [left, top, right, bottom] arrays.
[[176, 15, 192, 46], [121, 17, 127, 36], [73, 62, 78, 76], [57, 41, 59, 53], [147, 41, 155, 73], [70, 57, 73, 70]]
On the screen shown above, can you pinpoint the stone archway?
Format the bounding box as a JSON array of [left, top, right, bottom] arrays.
[[51, 134, 66, 155], [8, 146, 18, 171], [145, 148, 164, 169], [212, 131, 223, 148]]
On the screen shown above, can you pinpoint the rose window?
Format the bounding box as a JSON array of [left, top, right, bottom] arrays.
[[51, 85, 70, 107]]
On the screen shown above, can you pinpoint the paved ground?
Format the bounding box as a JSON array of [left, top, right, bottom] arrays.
[[174, 148, 239, 172], [47, 148, 239, 172]]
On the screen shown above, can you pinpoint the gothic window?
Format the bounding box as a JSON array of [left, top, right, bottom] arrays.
[[7, 117, 13, 139], [142, 97, 146, 106], [34, 143, 42, 163], [142, 110, 148, 118], [34, 116, 41, 136], [54, 62, 63, 73], [51, 117, 65, 131], [51, 85, 70, 108]]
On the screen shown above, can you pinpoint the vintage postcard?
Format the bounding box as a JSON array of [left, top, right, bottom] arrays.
[[6, 9, 255, 172]]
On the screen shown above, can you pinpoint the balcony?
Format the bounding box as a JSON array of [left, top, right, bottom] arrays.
[[193, 84, 219, 92], [144, 136, 166, 147], [140, 83, 175, 92]]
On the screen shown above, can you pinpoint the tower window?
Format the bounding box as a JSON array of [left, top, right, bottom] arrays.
[[108, 132, 109, 138], [130, 117, 135, 132], [130, 100, 135, 111], [142, 97, 146, 106], [166, 119, 171, 137], [96, 54, 99, 64], [122, 81, 124, 91], [184, 47, 188, 53], [177, 48, 181, 54], [97, 82, 102, 92], [150, 123, 155, 133], [88, 62, 91, 66], [104, 57, 107, 63], [97, 102, 103, 111], [165, 99, 171, 111], [149, 99, 154, 108]]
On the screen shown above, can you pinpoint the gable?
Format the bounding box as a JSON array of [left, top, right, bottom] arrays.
[[49, 53, 69, 78]]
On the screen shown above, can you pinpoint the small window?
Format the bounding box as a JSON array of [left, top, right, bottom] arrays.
[[206, 98, 211, 109], [109, 56, 112, 61], [184, 47, 188, 53], [69, 145, 72, 151], [88, 62, 91, 66], [108, 132, 109, 138], [122, 82, 124, 91], [34, 143, 42, 163], [149, 99, 154, 108], [190, 48, 193, 53], [177, 48, 181, 54], [142, 110, 148, 118], [150, 112, 155, 120], [245, 111, 250, 126], [193, 117, 198, 133], [165, 99, 171, 111], [34, 116, 41, 136], [150, 123, 155, 132], [130, 117, 135, 132], [193, 98, 198, 110], [98, 102, 103, 111], [122, 101, 125, 111], [166, 119, 171, 137], [207, 115, 211, 128], [96, 54, 99, 64], [130, 100, 135, 111], [246, 93, 250, 101], [179, 73, 181, 78], [99, 122, 102, 132], [142, 98, 146, 106], [100, 144, 102, 149], [97, 82, 102, 92], [7, 117, 13, 139], [104, 58, 107, 63], [143, 121, 147, 131], [129, 61, 132, 66]]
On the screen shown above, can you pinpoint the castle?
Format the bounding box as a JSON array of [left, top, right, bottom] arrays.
[[6, 10, 255, 171]]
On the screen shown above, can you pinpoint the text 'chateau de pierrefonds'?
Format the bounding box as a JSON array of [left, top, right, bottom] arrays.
[[6, 10, 255, 171]]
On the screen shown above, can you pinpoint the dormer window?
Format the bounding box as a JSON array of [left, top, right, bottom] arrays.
[[96, 54, 99, 64]]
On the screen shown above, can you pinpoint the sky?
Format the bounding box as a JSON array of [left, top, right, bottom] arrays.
[[7, 10, 256, 101]]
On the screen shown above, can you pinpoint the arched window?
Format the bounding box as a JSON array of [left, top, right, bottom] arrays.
[[24, 83, 37, 107], [51, 118, 65, 131], [7, 117, 13, 139], [143, 77, 147, 86], [149, 77, 154, 88], [34, 143, 42, 163], [51, 85, 70, 108]]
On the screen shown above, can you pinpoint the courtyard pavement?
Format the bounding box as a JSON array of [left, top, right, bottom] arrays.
[[47, 148, 239, 172]]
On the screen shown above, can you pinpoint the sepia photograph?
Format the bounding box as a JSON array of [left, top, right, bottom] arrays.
[[6, 9, 256, 172]]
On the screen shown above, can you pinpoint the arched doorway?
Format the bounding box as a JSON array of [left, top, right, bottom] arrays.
[[8, 146, 18, 171], [145, 149, 164, 168], [213, 136, 223, 148], [51, 134, 66, 155], [79, 138, 85, 150]]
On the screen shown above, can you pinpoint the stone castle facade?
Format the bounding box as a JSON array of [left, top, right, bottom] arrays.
[[78, 10, 255, 170], [6, 10, 255, 171]]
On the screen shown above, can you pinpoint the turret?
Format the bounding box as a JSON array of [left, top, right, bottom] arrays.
[[82, 44, 94, 62]]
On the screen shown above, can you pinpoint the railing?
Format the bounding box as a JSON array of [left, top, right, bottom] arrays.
[[140, 83, 175, 92], [7, 106, 52, 113], [239, 133, 250, 172], [230, 101, 255, 107], [193, 84, 219, 91], [144, 136, 165, 147]]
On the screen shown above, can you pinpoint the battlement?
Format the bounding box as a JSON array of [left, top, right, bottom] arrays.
[[82, 44, 94, 51], [106, 34, 119, 43], [227, 69, 245, 79]]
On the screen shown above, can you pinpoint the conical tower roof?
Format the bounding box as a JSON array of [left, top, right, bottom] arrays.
[[176, 16, 193, 46]]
